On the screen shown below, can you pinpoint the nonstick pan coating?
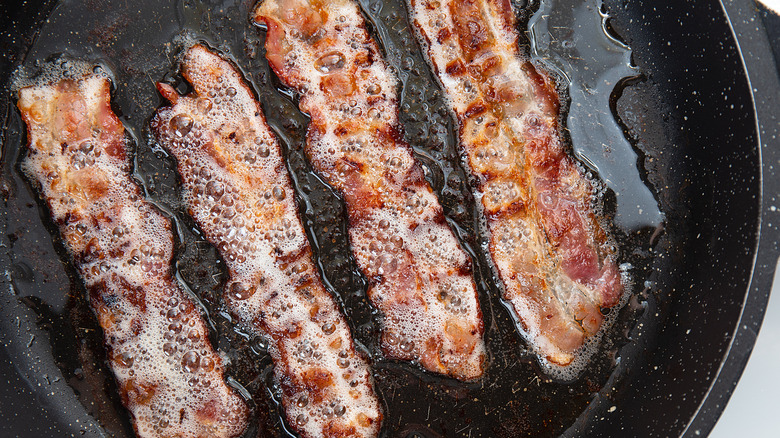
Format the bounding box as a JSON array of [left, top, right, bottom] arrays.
[[1, 0, 779, 437]]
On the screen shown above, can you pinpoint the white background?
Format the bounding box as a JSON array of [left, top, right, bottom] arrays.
[[759, 0, 780, 12]]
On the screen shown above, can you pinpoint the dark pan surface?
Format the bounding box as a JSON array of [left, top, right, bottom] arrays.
[[0, 0, 776, 437]]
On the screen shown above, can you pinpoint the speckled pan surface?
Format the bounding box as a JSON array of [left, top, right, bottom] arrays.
[[1, 0, 778, 437]]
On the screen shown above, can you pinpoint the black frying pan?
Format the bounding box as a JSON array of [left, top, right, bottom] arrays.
[[1, 0, 778, 437]]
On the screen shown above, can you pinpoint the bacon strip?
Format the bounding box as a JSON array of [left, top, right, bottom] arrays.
[[253, 0, 487, 380], [151, 45, 382, 438], [408, 0, 624, 366], [18, 72, 248, 437]]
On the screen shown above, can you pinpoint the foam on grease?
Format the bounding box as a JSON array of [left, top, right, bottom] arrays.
[[150, 44, 382, 438], [17, 66, 249, 437], [497, 261, 632, 382], [254, 0, 487, 381], [11, 57, 111, 95]]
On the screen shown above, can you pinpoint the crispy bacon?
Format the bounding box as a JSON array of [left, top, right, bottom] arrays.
[[151, 44, 382, 438], [409, 0, 624, 366], [254, 0, 487, 380], [18, 72, 248, 437]]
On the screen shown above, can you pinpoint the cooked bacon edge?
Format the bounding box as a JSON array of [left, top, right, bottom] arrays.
[[151, 44, 382, 438], [18, 73, 248, 437], [408, 0, 624, 366], [253, 0, 487, 380]]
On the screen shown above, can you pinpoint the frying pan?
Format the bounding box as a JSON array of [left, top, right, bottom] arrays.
[[1, 0, 779, 436]]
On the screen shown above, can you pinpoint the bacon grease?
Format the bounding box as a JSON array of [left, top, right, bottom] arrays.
[[17, 68, 248, 437]]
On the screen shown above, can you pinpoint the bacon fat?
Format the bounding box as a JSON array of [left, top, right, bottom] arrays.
[[408, 0, 624, 365], [254, 0, 487, 380], [18, 73, 249, 437], [151, 44, 382, 438]]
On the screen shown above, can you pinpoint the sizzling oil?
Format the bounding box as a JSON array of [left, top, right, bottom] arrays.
[[1, 0, 663, 437]]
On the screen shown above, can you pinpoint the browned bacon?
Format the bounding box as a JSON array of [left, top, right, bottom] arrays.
[[409, 0, 624, 366], [254, 0, 487, 380], [151, 44, 382, 438], [18, 71, 248, 437]]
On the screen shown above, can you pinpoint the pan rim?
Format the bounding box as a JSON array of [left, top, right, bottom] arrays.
[[681, 0, 780, 436]]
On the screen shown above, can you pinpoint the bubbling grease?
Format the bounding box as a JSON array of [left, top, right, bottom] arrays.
[[17, 65, 248, 437], [254, 0, 487, 381], [151, 44, 381, 438], [409, 0, 628, 379]]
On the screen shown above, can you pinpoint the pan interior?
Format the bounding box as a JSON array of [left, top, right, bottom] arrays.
[[0, 0, 759, 437]]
